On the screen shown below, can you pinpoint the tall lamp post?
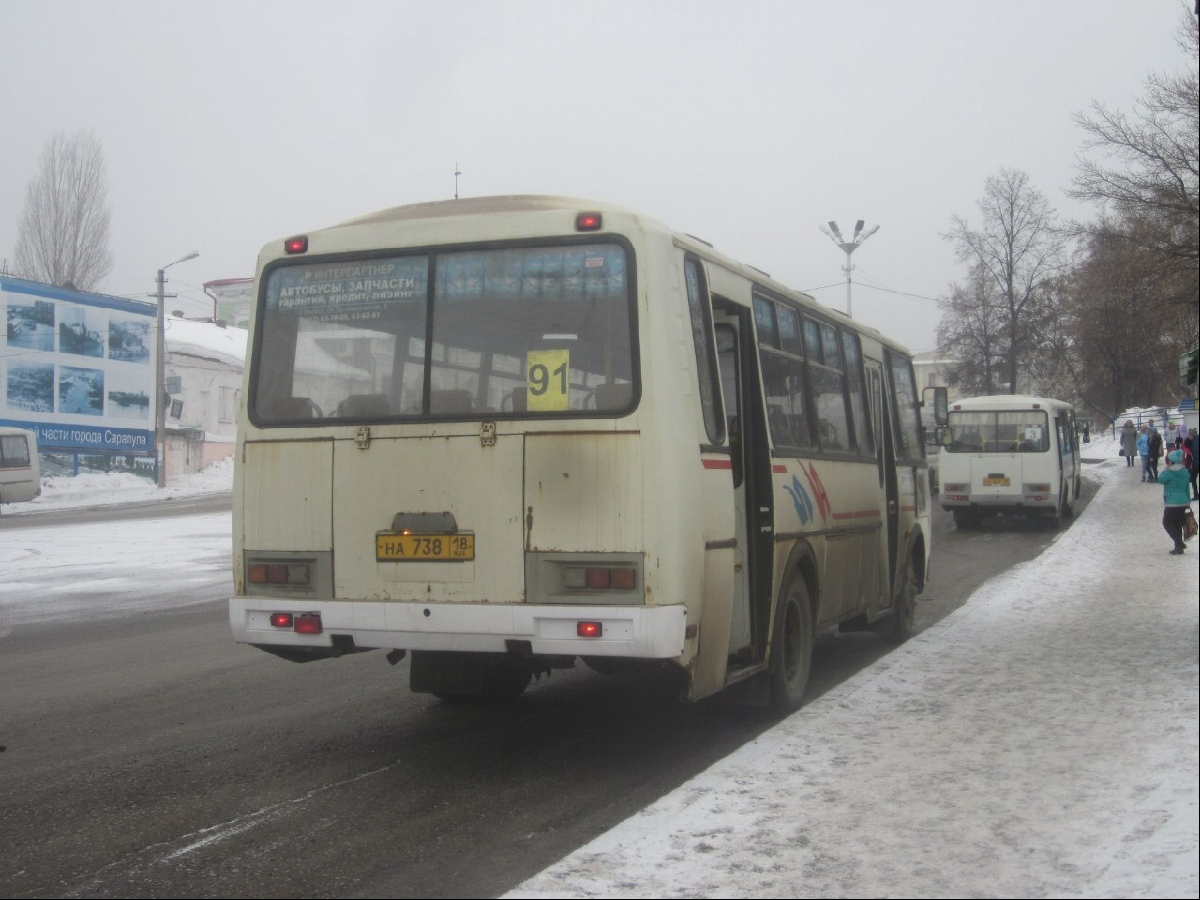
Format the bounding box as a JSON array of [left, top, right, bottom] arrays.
[[154, 251, 199, 487], [819, 220, 879, 318]]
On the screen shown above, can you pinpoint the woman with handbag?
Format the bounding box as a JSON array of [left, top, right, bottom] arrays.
[[1157, 449, 1192, 555], [1120, 420, 1138, 467]]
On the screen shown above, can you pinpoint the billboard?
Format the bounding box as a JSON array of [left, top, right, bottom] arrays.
[[1, 275, 158, 455]]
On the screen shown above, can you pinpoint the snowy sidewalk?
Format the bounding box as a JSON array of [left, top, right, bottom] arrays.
[[507, 455, 1200, 898]]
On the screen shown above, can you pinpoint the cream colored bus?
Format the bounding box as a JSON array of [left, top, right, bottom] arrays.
[[938, 394, 1081, 528], [229, 197, 943, 710]]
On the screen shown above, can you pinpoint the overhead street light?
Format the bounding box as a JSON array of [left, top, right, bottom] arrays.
[[153, 251, 199, 488], [819, 219, 879, 318]]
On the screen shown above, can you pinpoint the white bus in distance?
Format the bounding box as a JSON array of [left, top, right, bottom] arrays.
[[938, 394, 1081, 529], [229, 196, 946, 710], [0, 427, 41, 510]]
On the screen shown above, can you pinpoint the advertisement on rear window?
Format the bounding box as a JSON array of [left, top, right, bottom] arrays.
[[265, 257, 427, 326]]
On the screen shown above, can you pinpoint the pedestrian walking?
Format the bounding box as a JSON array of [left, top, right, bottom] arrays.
[[1175, 420, 1187, 449], [1148, 426, 1164, 481], [1120, 420, 1138, 467], [1137, 424, 1152, 481], [1157, 449, 1191, 554]]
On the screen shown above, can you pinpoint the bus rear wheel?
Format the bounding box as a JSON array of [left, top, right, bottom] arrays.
[[877, 560, 918, 646], [769, 574, 814, 715]]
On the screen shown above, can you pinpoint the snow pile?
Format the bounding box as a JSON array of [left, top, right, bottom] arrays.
[[10, 456, 233, 514], [165, 315, 248, 367]]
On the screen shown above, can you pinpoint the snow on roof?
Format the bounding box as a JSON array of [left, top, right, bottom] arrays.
[[164, 315, 247, 368]]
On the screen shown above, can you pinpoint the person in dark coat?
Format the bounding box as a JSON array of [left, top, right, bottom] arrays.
[[1147, 426, 1164, 481], [1119, 420, 1138, 467]]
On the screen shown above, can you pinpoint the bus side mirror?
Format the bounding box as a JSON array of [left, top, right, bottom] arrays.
[[922, 386, 949, 426]]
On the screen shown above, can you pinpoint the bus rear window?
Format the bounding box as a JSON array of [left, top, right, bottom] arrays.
[[947, 411, 1050, 453], [251, 243, 636, 423]]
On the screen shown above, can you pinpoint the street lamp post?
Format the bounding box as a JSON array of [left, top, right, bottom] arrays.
[[154, 251, 199, 487], [819, 220, 879, 318]]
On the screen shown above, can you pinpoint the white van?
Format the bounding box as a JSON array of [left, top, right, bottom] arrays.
[[938, 395, 1081, 528], [0, 427, 42, 509]]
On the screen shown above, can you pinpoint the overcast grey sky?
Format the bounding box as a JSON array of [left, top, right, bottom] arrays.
[[1, 1, 1192, 350]]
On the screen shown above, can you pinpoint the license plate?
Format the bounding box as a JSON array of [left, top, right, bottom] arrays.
[[375, 532, 475, 561], [983, 476, 1010, 487]]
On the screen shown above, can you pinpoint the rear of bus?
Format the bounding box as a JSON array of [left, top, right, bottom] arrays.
[[230, 197, 694, 698], [938, 395, 1079, 527]]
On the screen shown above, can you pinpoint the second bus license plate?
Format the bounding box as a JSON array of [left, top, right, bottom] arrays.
[[376, 532, 475, 562]]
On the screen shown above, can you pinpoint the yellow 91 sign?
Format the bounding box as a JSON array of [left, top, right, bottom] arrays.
[[527, 349, 570, 411]]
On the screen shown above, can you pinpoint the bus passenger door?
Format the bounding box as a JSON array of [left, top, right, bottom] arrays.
[[715, 323, 750, 655], [713, 311, 773, 664], [866, 361, 898, 601]]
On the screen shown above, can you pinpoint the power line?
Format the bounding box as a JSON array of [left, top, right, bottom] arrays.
[[806, 271, 944, 307]]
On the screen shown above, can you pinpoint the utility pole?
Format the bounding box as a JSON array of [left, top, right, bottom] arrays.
[[153, 251, 199, 488]]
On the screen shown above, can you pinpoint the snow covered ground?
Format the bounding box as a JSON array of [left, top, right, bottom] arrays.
[[3, 438, 1197, 897], [507, 434, 1199, 899]]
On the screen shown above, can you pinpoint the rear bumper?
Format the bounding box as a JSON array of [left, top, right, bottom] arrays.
[[940, 493, 1057, 511], [230, 597, 688, 659]]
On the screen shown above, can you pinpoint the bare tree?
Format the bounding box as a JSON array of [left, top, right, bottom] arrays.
[[1022, 272, 1078, 400], [937, 263, 1006, 395], [13, 130, 113, 292], [1069, 10, 1199, 317], [1062, 224, 1193, 416], [943, 168, 1066, 394]]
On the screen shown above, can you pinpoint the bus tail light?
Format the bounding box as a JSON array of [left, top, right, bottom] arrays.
[[1024, 483, 1052, 494], [563, 566, 638, 591], [943, 483, 968, 493], [248, 562, 311, 586], [268, 612, 322, 634], [294, 613, 323, 635], [577, 621, 603, 638]]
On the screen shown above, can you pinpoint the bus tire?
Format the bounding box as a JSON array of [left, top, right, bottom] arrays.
[[1062, 489, 1075, 519], [878, 560, 917, 646], [1046, 494, 1065, 529], [769, 574, 814, 715]]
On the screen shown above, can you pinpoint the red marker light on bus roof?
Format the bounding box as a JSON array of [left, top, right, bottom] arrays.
[[575, 213, 602, 232], [284, 236, 309, 254]]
